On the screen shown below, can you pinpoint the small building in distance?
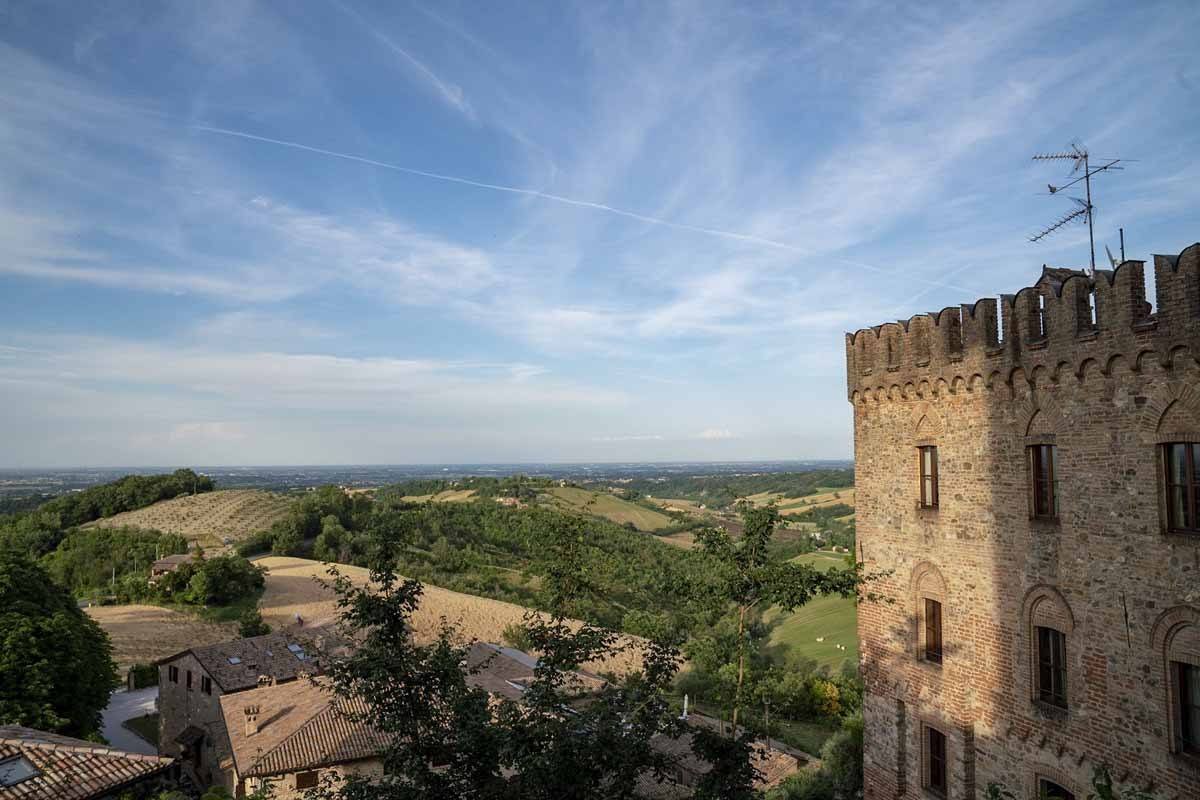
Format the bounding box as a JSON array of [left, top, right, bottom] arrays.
[[149, 553, 199, 581], [0, 725, 176, 799], [155, 628, 337, 788]]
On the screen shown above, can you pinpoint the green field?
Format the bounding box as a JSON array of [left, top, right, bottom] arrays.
[[544, 486, 675, 532], [765, 551, 858, 671]]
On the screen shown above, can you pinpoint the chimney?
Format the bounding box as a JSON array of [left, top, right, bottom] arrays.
[[244, 704, 261, 736]]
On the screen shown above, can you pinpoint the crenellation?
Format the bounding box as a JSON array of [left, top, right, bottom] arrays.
[[845, 244, 1200, 400], [851, 239, 1200, 800]]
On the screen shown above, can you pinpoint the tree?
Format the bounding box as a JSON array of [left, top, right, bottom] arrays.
[[238, 608, 271, 638], [314, 514, 695, 799], [312, 518, 506, 800], [0, 548, 117, 736], [694, 502, 862, 731]]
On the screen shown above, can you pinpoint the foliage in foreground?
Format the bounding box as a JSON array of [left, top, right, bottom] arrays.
[[310, 516, 692, 800], [985, 763, 1162, 800], [693, 503, 863, 730], [0, 548, 117, 736]]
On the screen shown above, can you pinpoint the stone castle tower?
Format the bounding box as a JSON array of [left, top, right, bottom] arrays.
[[846, 245, 1200, 800]]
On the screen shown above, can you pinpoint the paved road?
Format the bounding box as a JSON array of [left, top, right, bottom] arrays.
[[101, 686, 158, 755]]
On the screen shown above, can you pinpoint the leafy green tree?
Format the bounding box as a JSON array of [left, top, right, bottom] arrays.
[[695, 503, 862, 730], [238, 608, 271, 637], [312, 530, 506, 800], [155, 554, 265, 606], [314, 514, 699, 800], [0, 549, 117, 736]]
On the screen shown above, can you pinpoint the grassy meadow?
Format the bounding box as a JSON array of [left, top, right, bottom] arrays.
[[765, 550, 858, 671]]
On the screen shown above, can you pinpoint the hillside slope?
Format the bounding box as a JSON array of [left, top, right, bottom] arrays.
[[543, 486, 675, 531], [256, 556, 645, 674], [86, 489, 292, 548]]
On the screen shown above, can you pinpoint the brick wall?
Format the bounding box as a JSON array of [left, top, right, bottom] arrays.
[[848, 247, 1200, 800]]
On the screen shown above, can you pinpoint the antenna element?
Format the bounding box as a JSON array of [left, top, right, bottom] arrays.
[[1029, 142, 1126, 274]]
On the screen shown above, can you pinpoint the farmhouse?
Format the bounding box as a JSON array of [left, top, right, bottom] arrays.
[[214, 642, 548, 797], [0, 725, 176, 799], [149, 552, 199, 581], [155, 628, 337, 788], [848, 248, 1200, 799], [218, 677, 385, 799]]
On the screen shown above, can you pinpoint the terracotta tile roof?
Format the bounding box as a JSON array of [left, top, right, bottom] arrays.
[[157, 628, 340, 693], [151, 553, 196, 570], [463, 643, 608, 701], [219, 678, 386, 779], [646, 715, 801, 792], [0, 726, 174, 800]]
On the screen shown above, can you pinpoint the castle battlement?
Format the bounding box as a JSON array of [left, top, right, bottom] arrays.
[[845, 243, 1200, 401]]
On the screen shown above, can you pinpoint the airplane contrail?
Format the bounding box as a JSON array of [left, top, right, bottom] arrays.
[[195, 125, 796, 250], [194, 125, 976, 295]]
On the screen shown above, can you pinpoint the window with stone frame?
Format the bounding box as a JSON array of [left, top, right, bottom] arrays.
[[168, 665, 178, 683], [923, 724, 948, 798], [201, 675, 212, 695], [1163, 442, 1200, 533], [1149, 606, 1200, 757], [186, 669, 192, 691], [296, 770, 320, 790], [1039, 778, 1076, 800], [1036, 626, 1068, 709], [1029, 444, 1059, 519], [919, 446, 939, 508], [924, 598, 943, 664]]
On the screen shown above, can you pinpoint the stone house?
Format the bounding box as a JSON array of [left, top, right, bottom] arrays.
[[155, 628, 334, 788], [847, 248, 1200, 799], [0, 725, 177, 799], [218, 678, 385, 799], [149, 553, 198, 581]]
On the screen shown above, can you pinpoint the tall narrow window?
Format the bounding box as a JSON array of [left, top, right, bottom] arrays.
[[1039, 779, 1075, 800], [925, 726, 947, 797], [919, 446, 939, 508], [1030, 444, 1059, 519], [186, 669, 193, 692], [924, 598, 943, 664], [1179, 662, 1200, 754], [1164, 443, 1199, 533], [1036, 627, 1067, 709]]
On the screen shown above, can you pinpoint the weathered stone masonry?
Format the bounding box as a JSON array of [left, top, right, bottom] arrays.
[[847, 245, 1200, 800]]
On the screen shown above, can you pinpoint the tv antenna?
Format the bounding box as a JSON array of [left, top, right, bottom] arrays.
[[1029, 141, 1125, 274]]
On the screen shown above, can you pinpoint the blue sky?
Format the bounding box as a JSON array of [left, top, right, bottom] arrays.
[[1, 0, 1198, 467]]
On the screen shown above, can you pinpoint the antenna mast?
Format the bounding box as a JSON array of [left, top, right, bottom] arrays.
[[1029, 142, 1125, 275]]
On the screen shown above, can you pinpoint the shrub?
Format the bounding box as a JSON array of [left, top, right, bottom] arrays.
[[501, 623, 533, 652], [128, 663, 158, 689], [238, 608, 271, 638]]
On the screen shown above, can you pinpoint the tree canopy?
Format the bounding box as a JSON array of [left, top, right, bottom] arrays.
[[0, 549, 117, 736]]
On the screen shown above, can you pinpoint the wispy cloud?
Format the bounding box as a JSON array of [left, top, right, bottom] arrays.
[[330, 0, 474, 119]]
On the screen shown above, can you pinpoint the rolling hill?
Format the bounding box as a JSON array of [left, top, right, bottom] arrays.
[[85, 489, 293, 549], [543, 486, 676, 531]]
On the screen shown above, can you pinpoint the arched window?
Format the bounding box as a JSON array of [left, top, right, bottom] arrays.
[[1151, 606, 1200, 756], [1022, 586, 1075, 713], [912, 563, 947, 666]]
